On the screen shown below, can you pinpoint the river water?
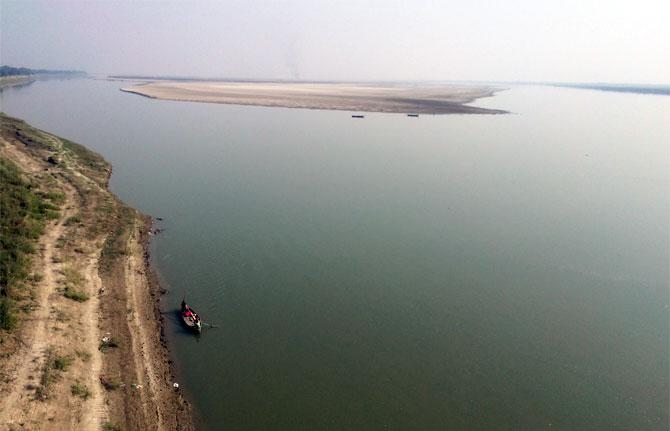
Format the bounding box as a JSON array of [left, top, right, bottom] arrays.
[[2, 79, 668, 430]]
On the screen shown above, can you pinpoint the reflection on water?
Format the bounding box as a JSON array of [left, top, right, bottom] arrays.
[[2, 79, 668, 430]]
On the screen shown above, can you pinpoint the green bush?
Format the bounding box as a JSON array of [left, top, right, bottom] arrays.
[[0, 298, 17, 330], [102, 422, 121, 431], [70, 383, 91, 399], [1, 156, 60, 327], [64, 215, 82, 226], [44, 191, 66, 205], [53, 355, 73, 371], [63, 286, 89, 302]]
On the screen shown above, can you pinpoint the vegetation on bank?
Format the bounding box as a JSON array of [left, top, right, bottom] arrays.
[[0, 112, 115, 334], [0, 157, 60, 330], [1, 113, 111, 184]]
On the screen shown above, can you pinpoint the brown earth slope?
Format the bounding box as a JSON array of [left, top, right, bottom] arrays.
[[0, 114, 193, 431]]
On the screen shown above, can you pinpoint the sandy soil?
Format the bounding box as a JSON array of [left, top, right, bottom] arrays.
[[121, 81, 506, 114], [0, 115, 192, 430]]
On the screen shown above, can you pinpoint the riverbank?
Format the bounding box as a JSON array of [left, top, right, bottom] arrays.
[[120, 81, 506, 114], [0, 113, 193, 430], [0, 75, 35, 89]]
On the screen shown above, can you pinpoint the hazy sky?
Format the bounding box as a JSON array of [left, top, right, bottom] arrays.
[[1, 0, 668, 83]]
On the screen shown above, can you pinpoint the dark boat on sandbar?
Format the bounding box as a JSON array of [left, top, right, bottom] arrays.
[[181, 299, 202, 333], [352, 114, 365, 118]]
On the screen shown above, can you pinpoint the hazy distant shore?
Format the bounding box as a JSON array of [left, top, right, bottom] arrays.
[[120, 81, 507, 114], [550, 82, 670, 95], [1, 66, 88, 91], [0, 75, 35, 89]]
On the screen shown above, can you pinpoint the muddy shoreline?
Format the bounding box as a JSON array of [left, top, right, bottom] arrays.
[[144, 225, 209, 431], [140, 215, 196, 430]]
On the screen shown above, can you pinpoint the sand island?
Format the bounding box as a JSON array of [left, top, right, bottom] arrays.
[[120, 81, 506, 114]]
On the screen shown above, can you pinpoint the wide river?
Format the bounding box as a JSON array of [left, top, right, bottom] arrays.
[[2, 80, 668, 430]]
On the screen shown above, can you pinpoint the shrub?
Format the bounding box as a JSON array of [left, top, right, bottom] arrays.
[[99, 337, 119, 352], [36, 349, 56, 401], [0, 298, 17, 330], [100, 376, 121, 391], [53, 355, 73, 371], [44, 191, 65, 205], [64, 215, 81, 226], [35, 385, 47, 401], [70, 383, 91, 399], [102, 422, 121, 431], [63, 286, 89, 302]]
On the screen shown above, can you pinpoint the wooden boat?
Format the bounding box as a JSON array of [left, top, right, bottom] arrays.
[[352, 114, 365, 118], [407, 113, 419, 117], [181, 299, 202, 333]]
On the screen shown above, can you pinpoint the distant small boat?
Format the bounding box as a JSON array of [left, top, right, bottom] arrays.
[[181, 299, 202, 333], [407, 114, 419, 117], [352, 115, 365, 118]]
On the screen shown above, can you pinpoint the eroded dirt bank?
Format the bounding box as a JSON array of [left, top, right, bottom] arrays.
[[0, 114, 193, 430]]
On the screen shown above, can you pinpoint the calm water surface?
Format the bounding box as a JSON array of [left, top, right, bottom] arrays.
[[2, 80, 668, 430]]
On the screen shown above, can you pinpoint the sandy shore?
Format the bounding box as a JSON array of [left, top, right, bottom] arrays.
[[121, 81, 506, 114], [0, 114, 193, 430], [0, 75, 35, 89]]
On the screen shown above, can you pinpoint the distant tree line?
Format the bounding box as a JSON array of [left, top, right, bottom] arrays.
[[0, 65, 86, 77], [550, 82, 670, 95]]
